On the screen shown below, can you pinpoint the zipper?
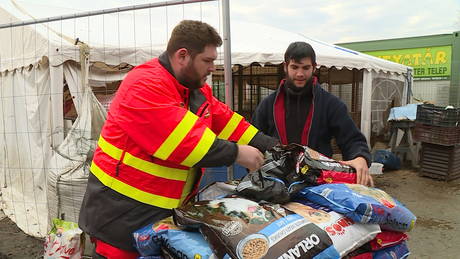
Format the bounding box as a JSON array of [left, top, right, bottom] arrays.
[[116, 150, 126, 177], [274, 89, 282, 143], [199, 103, 210, 117], [183, 89, 188, 108]]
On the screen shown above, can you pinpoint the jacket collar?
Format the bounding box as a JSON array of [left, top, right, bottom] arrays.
[[273, 77, 317, 145], [159, 52, 175, 77], [158, 52, 189, 107]]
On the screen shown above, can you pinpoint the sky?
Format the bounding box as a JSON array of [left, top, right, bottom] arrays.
[[8, 0, 460, 44]]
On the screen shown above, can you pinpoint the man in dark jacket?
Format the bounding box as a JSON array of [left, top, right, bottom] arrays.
[[250, 41, 373, 187]]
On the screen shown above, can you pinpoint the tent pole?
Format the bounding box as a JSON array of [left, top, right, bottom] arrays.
[[361, 70, 373, 148], [221, 0, 234, 180], [79, 43, 90, 94], [222, 0, 233, 109]]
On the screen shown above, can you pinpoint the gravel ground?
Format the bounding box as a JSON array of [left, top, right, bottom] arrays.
[[373, 163, 460, 259], [0, 214, 43, 259]]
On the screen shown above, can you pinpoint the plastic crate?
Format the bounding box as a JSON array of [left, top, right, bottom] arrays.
[[419, 143, 460, 181], [416, 104, 460, 127], [413, 123, 460, 146]]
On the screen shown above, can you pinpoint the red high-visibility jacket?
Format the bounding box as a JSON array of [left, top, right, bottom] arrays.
[[90, 57, 258, 210]]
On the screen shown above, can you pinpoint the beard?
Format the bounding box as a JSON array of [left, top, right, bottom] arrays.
[[177, 59, 206, 90], [285, 74, 314, 93]]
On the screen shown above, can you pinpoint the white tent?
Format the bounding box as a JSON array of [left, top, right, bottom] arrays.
[[0, 0, 413, 237]]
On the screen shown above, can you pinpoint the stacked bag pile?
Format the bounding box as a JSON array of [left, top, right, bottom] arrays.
[[133, 144, 415, 259]]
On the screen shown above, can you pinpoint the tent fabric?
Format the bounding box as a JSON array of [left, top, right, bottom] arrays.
[[229, 21, 411, 74], [2, 1, 411, 74], [0, 2, 78, 73], [0, 0, 413, 238], [0, 62, 52, 237], [363, 70, 409, 138]]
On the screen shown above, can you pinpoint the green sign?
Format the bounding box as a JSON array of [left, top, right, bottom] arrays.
[[365, 45, 451, 79]]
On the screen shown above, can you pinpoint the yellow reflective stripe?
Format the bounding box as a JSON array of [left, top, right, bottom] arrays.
[[218, 113, 243, 140], [91, 162, 181, 209], [180, 167, 199, 203], [98, 134, 189, 181], [237, 125, 258, 145], [98, 136, 123, 160], [155, 111, 198, 160], [180, 127, 216, 167], [123, 152, 189, 181]]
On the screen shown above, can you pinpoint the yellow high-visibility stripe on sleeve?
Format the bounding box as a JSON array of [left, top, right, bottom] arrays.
[[154, 111, 198, 160], [237, 125, 258, 145], [180, 127, 216, 167], [217, 113, 243, 140], [91, 162, 181, 209]]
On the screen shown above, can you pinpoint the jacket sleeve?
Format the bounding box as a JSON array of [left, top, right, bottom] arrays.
[[250, 98, 270, 135], [193, 138, 238, 167], [328, 97, 372, 167], [115, 78, 218, 168], [194, 131, 279, 168]]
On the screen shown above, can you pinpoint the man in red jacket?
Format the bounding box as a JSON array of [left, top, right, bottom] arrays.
[[79, 20, 278, 259]]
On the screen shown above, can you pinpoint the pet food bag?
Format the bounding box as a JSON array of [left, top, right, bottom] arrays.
[[44, 218, 85, 259], [342, 232, 410, 259], [236, 144, 314, 204], [372, 241, 410, 259], [298, 146, 357, 184], [133, 216, 215, 258], [195, 180, 240, 202], [138, 256, 163, 259], [285, 200, 381, 258], [295, 184, 416, 232], [369, 231, 409, 251], [173, 196, 340, 259], [342, 248, 372, 259]]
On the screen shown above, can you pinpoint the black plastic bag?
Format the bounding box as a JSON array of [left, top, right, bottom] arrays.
[[236, 144, 318, 204]]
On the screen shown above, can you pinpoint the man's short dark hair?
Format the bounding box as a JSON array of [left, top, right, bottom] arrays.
[[284, 41, 316, 65], [166, 20, 223, 58]]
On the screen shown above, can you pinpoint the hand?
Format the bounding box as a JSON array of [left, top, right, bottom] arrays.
[[339, 157, 374, 187], [235, 145, 265, 173]]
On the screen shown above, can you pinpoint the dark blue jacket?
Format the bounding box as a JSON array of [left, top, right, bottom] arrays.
[[250, 77, 371, 166]]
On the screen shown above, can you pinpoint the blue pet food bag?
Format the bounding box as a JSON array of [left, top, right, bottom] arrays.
[[295, 184, 416, 232], [133, 217, 215, 258]]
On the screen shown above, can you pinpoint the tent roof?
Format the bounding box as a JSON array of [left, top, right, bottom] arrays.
[[229, 20, 411, 74], [1, 0, 412, 74]]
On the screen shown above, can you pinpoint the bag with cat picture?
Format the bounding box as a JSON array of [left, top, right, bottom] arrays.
[[173, 196, 340, 259]]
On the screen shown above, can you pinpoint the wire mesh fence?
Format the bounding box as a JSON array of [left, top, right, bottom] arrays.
[[1, 1, 458, 258], [0, 0, 225, 252]]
